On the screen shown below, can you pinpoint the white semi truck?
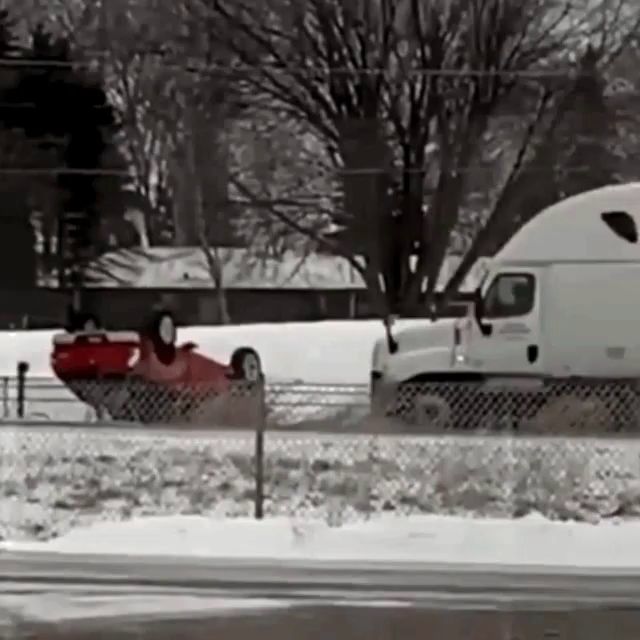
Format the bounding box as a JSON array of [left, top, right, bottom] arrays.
[[370, 183, 640, 428]]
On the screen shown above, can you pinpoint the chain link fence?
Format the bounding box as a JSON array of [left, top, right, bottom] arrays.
[[4, 375, 640, 434], [0, 375, 371, 428], [3, 375, 640, 542], [374, 378, 640, 434]]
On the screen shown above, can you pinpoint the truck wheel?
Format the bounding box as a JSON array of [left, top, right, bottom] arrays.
[[396, 378, 486, 431], [412, 393, 451, 430], [230, 347, 263, 383], [527, 394, 612, 435], [593, 381, 639, 432], [394, 381, 451, 431]]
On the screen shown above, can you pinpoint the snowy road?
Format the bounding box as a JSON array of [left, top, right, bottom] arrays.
[[5, 551, 640, 615]]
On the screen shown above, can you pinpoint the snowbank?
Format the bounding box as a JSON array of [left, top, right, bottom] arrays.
[[5, 512, 640, 569], [0, 319, 428, 383], [0, 594, 290, 626]]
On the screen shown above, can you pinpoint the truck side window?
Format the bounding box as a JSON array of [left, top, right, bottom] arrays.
[[483, 273, 535, 319], [601, 211, 637, 243]]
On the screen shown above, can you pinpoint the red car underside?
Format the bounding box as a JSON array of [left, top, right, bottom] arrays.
[[51, 332, 257, 425]]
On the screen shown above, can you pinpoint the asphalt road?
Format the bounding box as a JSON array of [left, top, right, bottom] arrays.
[[4, 551, 640, 620]]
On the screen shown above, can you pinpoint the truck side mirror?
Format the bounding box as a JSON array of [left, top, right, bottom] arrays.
[[473, 289, 493, 337]]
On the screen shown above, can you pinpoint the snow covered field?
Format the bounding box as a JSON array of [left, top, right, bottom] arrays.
[[3, 425, 640, 542], [2, 320, 640, 572], [0, 320, 422, 381], [8, 511, 640, 570]]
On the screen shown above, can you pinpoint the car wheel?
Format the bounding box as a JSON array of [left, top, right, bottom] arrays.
[[67, 310, 101, 333], [82, 314, 100, 332], [146, 310, 177, 365], [157, 312, 176, 346], [230, 347, 263, 383]]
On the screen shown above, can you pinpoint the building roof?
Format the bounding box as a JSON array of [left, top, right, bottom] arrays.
[[86, 247, 366, 290], [85, 247, 483, 291]]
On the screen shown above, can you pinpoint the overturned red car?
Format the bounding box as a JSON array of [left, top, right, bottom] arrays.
[[51, 309, 264, 426]]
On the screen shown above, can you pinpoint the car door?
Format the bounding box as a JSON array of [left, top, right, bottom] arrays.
[[467, 270, 543, 375]]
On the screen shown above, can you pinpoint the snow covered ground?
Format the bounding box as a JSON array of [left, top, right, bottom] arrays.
[[0, 319, 425, 382], [6, 511, 640, 569], [2, 425, 640, 542], [2, 319, 640, 574]]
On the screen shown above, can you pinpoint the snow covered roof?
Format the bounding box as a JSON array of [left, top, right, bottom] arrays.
[[85, 247, 484, 291], [86, 247, 366, 290], [497, 183, 640, 264]]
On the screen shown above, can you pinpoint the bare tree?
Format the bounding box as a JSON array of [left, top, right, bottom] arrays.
[[44, 0, 242, 319], [227, 105, 336, 258], [202, 0, 638, 335], [175, 102, 233, 324], [31, 0, 178, 244]]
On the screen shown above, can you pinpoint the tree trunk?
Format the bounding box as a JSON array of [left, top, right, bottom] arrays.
[[187, 116, 232, 326], [201, 245, 231, 324]]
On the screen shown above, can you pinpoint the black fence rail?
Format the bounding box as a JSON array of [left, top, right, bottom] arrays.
[[4, 374, 640, 434]]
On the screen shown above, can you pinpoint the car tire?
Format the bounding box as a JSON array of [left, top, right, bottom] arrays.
[[230, 347, 263, 383], [145, 310, 177, 366], [67, 310, 101, 333]]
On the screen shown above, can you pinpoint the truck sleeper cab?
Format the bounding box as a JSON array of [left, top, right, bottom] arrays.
[[371, 184, 640, 431]]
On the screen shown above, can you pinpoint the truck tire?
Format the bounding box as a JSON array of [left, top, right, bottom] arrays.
[[527, 393, 612, 435], [395, 375, 486, 431], [589, 380, 639, 432], [411, 392, 451, 430], [394, 380, 453, 431]]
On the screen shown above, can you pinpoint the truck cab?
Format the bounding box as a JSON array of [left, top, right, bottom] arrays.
[[371, 182, 640, 425], [452, 266, 544, 376]]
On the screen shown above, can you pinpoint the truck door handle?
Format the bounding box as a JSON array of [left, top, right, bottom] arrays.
[[527, 345, 539, 363]]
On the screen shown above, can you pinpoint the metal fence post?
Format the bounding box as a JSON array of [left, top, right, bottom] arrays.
[[95, 373, 105, 422], [16, 361, 29, 419], [1, 376, 8, 418], [254, 380, 266, 520]]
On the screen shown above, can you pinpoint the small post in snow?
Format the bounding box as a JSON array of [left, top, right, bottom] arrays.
[[253, 380, 266, 519], [16, 361, 29, 419]]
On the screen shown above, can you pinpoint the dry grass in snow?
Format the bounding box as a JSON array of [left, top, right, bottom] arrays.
[[2, 428, 640, 541]]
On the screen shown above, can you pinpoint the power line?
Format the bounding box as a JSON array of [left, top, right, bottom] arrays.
[[0, 56, 588, 79], [0, 162, 624, 177], [0, 100, 637, 115], [0, 164, 614, 180], [0, 167, 128, 176]]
